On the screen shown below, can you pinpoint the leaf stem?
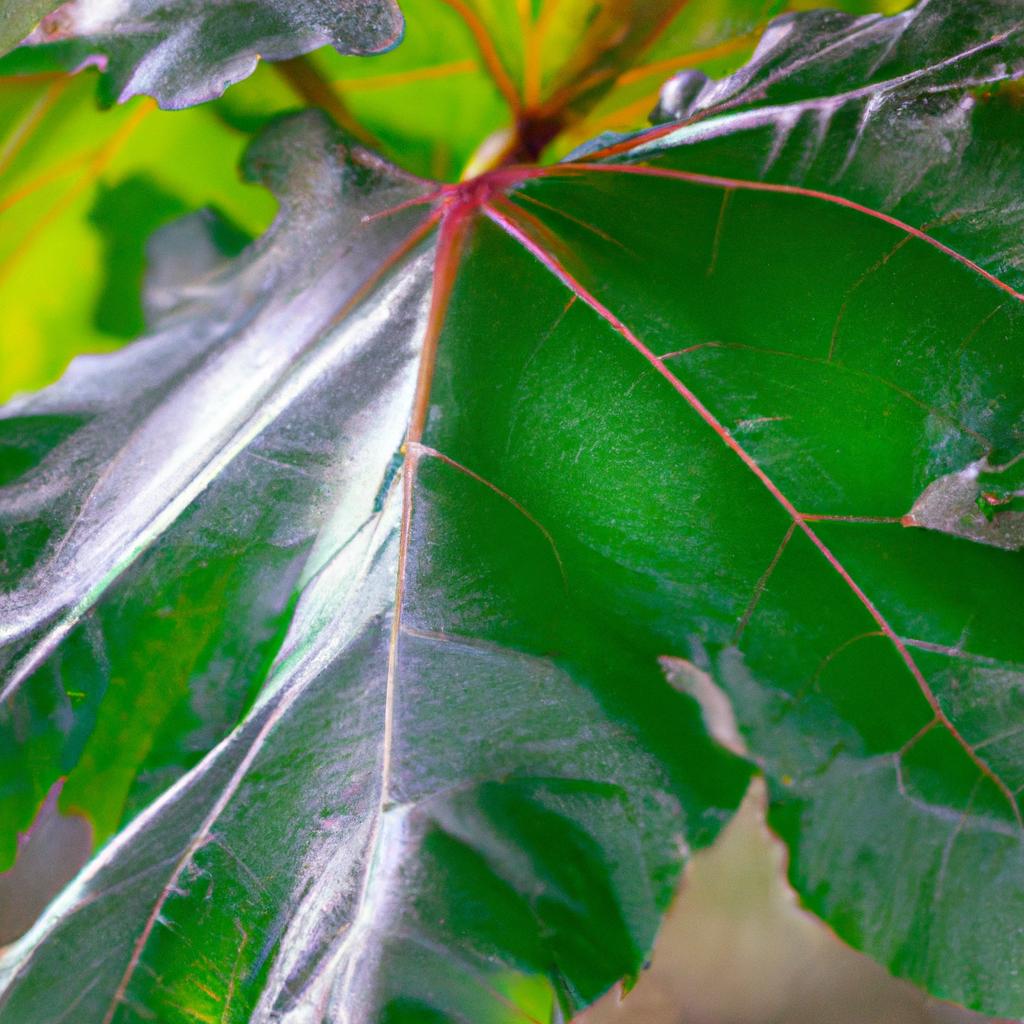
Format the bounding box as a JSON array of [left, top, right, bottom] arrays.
[[273, 56, 383, 151]]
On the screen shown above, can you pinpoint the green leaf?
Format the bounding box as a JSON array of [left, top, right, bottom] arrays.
[[2, 0, 404, 108], [2, 0, 1024, 1020]]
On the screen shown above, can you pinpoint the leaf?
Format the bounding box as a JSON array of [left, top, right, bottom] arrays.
[[2, 0, 404, 108], [0, 111, 430, 857], [2, 0, 1024, 1021], [0, 0, 800, 401], [577, 782, 997, 1024], [652, 0, 992, 121]]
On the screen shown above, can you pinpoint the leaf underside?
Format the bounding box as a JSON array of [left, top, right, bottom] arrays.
[[1, 1, 1024, 1022]]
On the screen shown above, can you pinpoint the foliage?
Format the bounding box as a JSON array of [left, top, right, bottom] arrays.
[[0, 1, 1022, 1022]]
